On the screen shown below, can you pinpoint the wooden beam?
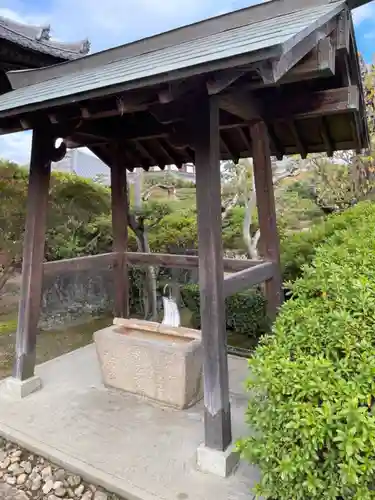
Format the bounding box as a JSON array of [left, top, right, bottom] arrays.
[[223, 262, 275, 298], [250, 121, 283, 320], [289, 120, 307, 159], [43, 253, 115, 275], [153, 138, 175, 165], [319, 116, 333, 157], [110, 146, 129, 318], [251, 37, 335, 89], [132, 140, 155, 164], [127, 252, 262, 271], [193, 93, 231, 452], [219, 86, 360, 122], [206, 69, 246, 95], [336, 9, 350, 53], [220, 136, 237, 162], [43, 252, 263, 275], [281, 35, 335, 83], [265, 122, 284, 161], [219, 91, 260, 121], [270, 15, 338, 83], [14, 128, 53, 381]]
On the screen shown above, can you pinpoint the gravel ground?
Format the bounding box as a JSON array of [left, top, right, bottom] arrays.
[[0, 438, 124, 500]]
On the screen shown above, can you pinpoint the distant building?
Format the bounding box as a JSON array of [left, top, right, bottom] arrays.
[[52, 149, 111, 184], [52, 149, 196, 185]]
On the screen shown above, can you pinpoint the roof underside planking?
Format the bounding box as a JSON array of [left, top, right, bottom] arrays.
[[0, 0, 370, 170]]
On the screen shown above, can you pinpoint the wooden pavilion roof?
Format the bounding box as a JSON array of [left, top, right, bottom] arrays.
[[0, 0, 370, 169]]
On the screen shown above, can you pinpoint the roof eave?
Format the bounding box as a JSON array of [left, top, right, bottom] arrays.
[[0, 44, 283, 121]]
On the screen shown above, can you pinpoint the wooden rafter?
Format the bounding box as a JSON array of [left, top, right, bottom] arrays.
[[319, 117, 333, 157], [289, 120, 307, 159]]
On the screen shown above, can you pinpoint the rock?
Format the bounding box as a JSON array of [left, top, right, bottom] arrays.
[[0, 470, 3, 479], [74, 484, 85, 497], [89, 485, 97, 493], [54, 487, 66, 498], [67, 475, 81, 487], [17, 473, 27, 485], [82, 492, 93, 500], [27, 455, 34, 461], [54, 468, 66, 481], [20, 461, 32, 474], [0, 451, 6, 462], [31, 477, 42, 491], [25, 479, 32, 489], [94, 492, 108, 500], [6, 476, 17, 485], [67, 488, 75, 497], [53, 481, 64, 490], [1, 457, 11, 469], [10, 456, 20, 464], [8, 462, 22, 473], [0, 484, 28, 500], [43, 479, 55, 495], [11, 450, 22, 458], [48, 496, 60, 500], [29, 471, 41, 481], [41, 466, 53, 480], [38, 457, 45, 464]]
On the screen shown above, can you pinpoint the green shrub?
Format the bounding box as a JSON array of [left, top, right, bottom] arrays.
[[281, 201, 375, 283], [239, 220, 375, 499], [181, 284, 268, 338]]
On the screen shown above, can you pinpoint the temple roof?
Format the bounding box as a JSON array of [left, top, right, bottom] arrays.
[[0, 16, 90, 60], [0, 2, 347, 114], [0, 0, 369, 167]]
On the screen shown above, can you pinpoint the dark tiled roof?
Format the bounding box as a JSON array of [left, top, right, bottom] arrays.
[[0, 16, 90, 60]]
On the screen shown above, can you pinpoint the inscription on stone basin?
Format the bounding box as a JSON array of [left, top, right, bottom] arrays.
[[94, 318, 203, 409]]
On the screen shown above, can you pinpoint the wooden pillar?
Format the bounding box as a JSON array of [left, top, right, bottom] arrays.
[[13, 128, 52, 381], [194, 94, 231, 451], [250, 121, 283, 320], [110, 151, 129, 318]]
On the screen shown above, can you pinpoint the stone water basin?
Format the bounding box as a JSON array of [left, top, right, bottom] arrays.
[[94, 318, 203, 409]]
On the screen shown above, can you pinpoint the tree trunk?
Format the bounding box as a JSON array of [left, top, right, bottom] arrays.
[[128, 213, 158, 320]]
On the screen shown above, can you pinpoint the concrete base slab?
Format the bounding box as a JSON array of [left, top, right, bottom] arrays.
[[197, 443, 240, 477], [2, 376, 42, 399], [0, 345, 260, 500]]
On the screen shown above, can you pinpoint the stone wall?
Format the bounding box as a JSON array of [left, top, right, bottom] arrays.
[[40, 269, 115, 329]]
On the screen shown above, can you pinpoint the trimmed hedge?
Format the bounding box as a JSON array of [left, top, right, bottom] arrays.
[[181, 284, 268, 338], [239, 219, 375, 499], [281, 200, 375, 283]]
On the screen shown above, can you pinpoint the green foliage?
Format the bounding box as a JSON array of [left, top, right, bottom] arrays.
[[239, 219, 375, 499], [46, 173, 112, 260], [148, 209, 197, 253], [276, 189, 323, 231], [281, 201, 375, 283], [143, 172, 195, 189], [0, 162, 28, 264], [0, 318, 17, 335], [181, 284, 268, 338]]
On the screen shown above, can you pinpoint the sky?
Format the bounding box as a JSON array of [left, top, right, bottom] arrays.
[[0, 0, 374, 165]]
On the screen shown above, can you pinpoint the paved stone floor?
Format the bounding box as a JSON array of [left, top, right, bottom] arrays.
[[0, 345, 259, 500]]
